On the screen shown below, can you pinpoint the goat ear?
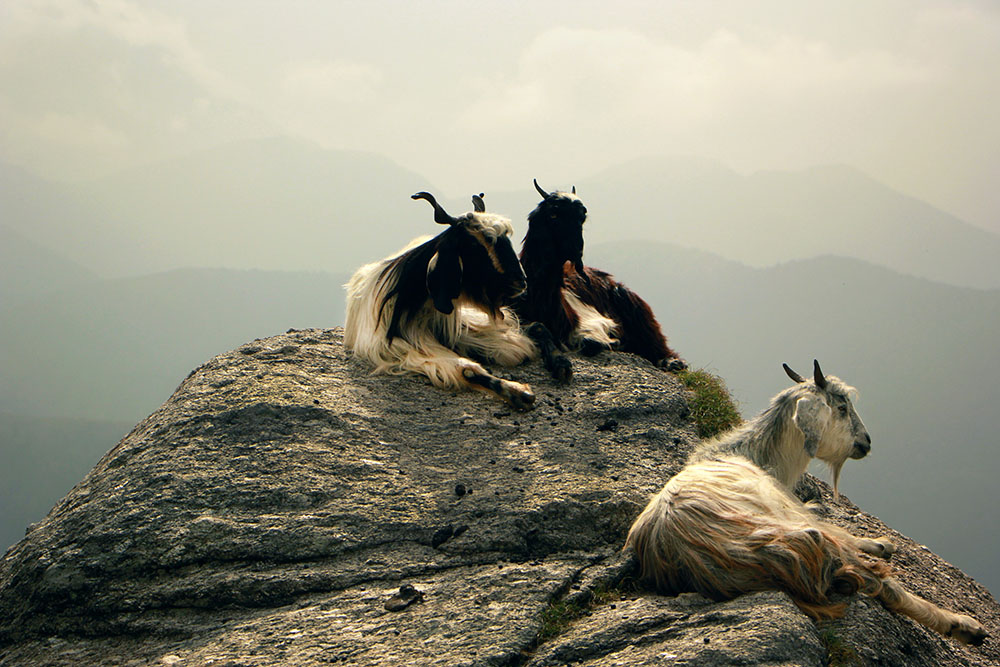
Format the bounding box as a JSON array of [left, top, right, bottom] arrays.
[[427, 240, 463, 314], [792, 395, 831, 457]]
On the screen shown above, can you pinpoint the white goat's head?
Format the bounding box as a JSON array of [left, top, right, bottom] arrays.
[[783, 359, 871, 494]]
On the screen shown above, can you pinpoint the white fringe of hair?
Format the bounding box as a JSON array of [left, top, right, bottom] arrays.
[[563, 290, 619, 347], [344, 238, 537, 408]]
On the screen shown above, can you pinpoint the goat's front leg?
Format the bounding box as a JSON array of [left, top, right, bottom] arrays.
[[400, 344, 535, 410], [820, 522, 896, 560], [856, 536, 896, 560], [526, 322, 572, 383], [579, 337, 614, 357], [657, 356, 688, 372], [460, 363, 535, 411]]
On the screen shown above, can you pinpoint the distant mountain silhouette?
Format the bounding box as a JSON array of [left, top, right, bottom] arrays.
[[1, 139, 436, 277], [0, 226, 96, 304], [4, 144, 998, 287], [0, 267, 348, 422], [483, 157, 1000, 289], [0, 159, 163, 275], [578, 158, 1000, 288]]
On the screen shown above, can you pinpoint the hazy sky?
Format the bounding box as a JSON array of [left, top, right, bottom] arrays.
[[2, 0, 999, 232]]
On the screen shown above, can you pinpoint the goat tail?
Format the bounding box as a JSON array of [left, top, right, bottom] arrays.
[[626, 459, 890, 620]]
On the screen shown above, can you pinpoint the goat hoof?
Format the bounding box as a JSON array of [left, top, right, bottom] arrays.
[[948, 615, 987, 645], [873, 538, 896, 559], [549, 356, 573, 383], [861, 537, 896, 560], [579, 338, 607, 357], [503, 381, 536, 412], [660, 357, 687, 372]]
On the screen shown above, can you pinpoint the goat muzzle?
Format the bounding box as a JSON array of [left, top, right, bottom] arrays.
[[850, 441, 871, 459]]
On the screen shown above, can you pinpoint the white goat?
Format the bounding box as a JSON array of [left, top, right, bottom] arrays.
[[626, 361, 987, 645], [344, 192, 537, 409]]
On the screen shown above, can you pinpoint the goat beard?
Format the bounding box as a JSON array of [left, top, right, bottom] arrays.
[[827, 454, 852, 500]]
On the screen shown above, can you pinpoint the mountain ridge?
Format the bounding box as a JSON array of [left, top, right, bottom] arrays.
[[3, 139, 998, 286]]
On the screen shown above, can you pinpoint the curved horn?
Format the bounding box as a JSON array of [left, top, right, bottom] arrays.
[[533, 178, 550, 199], [472, 192, 486, 212], [783, 363, 805, 384], [412, 191, 459, 225], [813, 359, 828, 390]]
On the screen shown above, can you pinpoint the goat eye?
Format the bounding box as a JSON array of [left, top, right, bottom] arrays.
[[838, 405, 848, 415]]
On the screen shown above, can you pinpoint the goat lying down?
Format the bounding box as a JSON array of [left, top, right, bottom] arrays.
[[344, 192, 537, 410], [626, 361, 987, 645], [514, 180, 685, 381]]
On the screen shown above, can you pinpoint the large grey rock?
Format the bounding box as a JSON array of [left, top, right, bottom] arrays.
[[0, 328, 997, 666]]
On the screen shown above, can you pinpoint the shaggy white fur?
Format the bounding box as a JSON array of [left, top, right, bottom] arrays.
[[627, 361, 987, 645]]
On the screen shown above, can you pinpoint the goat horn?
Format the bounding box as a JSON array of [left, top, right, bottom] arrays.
[[813, 359, 828, 389], [533, 179, 550, 199], [412, 191, 458, 225], [782, 363, 805, 383], [472, 193, 486, 212], [571, 186, 576, 194]]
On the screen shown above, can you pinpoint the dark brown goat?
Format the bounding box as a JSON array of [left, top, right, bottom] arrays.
[[509, 181, 686, 380]]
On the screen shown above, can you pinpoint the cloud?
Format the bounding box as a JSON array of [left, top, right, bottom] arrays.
[[0, 0, 273, 177], [2, 0, 229, 94], [461, 26, 930, 132], [441, 24, 965, 194], [281, 60, 384, 105]]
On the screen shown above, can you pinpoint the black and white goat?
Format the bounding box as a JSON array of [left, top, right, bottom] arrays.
[[344, 192, 536, 410], [626, 361, 987, 645], [512, 180, 685, 381]]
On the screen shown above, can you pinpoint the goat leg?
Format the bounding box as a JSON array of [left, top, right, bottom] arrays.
[[877, 578, 987, 646], [462, 368, 536, 411], [579, 337, 613, 357], [658, 357, 688, 372], [856, 537, 896, 560], [526, 322, 572, 383]]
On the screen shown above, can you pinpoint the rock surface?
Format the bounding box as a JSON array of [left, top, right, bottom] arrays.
[[0, 328, 997, 666]]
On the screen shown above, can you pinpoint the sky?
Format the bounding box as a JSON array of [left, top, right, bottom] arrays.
[[1, 0, 999, 233]]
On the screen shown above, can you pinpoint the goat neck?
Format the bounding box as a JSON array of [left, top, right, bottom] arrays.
[[692, 384, 817, 491]]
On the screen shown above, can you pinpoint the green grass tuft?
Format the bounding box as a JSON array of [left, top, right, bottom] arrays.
[[536, 584, 625, 643], [820, 628, 862, 666], [677, 368, 743, 439]]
